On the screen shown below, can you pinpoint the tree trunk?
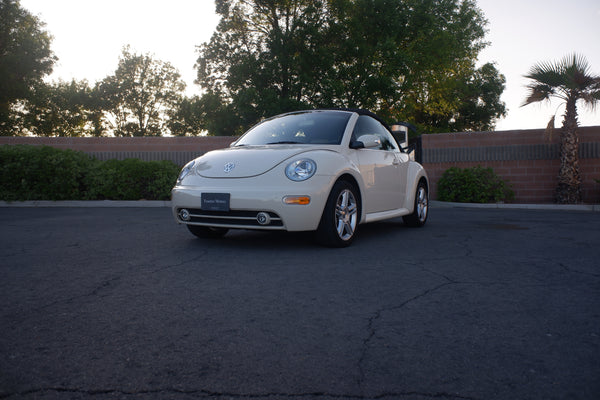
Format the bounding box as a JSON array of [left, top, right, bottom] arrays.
[[556, 97, 582, 204], [0, 101, 11, 136]]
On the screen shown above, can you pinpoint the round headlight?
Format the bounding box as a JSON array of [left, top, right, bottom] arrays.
[[177, 160, 195, 184], [285, 159, 316, 181]]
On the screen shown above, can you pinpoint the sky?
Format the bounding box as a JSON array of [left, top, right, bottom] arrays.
[[18, 0, 600, 131]]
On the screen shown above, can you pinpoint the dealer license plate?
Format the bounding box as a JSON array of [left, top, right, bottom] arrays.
[[201, 193, 230, 211]]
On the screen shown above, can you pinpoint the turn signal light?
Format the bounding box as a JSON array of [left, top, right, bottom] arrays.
[[283, 196, 311, 205]]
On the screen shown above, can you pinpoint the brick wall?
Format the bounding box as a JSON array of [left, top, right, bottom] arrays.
[[0, 136, 236, 166], [421, 126, 600, 203]]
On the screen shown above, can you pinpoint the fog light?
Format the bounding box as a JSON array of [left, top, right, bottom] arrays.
[[256, 212, 271, 225], [283, 196, 311, 205], [178, 209, 190, 221]]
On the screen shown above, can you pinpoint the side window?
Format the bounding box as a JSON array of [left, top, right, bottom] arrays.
[[352, 115, 399, 151], [378, 129, 399, 151]]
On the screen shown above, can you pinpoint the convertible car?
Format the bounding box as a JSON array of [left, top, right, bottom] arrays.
[[171, 109, 428, 247]]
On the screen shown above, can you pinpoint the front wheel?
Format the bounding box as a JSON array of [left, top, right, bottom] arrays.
[[403, 181, 428, 227], [316, 181, 360, 247], [187, 225, 229, 239]]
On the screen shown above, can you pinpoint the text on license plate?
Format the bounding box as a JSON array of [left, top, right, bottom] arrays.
[[201, 193, 230, 211]]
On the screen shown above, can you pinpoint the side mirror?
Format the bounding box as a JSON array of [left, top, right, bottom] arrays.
[[355, 134, 380, 149]]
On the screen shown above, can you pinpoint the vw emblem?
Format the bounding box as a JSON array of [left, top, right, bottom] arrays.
[[223, 162, 235, 173]]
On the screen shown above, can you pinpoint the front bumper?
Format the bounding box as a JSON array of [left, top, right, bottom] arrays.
[[171, 174, 333, 232]]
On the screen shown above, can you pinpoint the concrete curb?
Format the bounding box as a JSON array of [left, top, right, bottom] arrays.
[[0, 200, 171, 208], [430, 200, 600, 212], [1, 200, 599, 211]]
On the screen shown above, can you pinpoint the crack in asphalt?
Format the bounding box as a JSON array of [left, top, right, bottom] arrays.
[[558, 262, 600, 278], [353, 259, 495, 400], [0, 386, 481, 400], [2, 275, 123, 324], [2, 252, 208, 323], [2, 257, 484, 400], [351, 251, 587, 400], [460, 234, 474, 258], [356, 280, 455, 391], [147, 251, 208, 274]]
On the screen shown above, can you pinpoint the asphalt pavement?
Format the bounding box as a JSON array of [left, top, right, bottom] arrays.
[[0, 205, 599, 400]]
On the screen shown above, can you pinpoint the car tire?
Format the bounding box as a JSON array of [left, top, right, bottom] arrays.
[[187, 225, 229, 238], [403, 180, 428, 227], [316, 180, 360, 247]]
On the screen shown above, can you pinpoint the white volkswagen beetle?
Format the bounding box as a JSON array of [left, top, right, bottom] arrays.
[[172, 109, 428, 247]]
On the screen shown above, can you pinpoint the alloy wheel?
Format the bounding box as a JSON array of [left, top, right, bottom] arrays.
[[335, 189, 358, 240]]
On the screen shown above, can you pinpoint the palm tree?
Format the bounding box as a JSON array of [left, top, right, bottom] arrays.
[[523, 54, 600, 204]]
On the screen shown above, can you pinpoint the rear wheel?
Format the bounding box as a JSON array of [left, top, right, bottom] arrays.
[[316, 180, 360, 247], [403, 181, 428, 227], [187, 225, 229, 238]]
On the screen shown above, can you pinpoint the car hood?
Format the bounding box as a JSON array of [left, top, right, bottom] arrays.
[[194, 145, 318, 178]]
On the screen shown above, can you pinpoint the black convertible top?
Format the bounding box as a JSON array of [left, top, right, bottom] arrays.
[[291, 108, 394, 132]]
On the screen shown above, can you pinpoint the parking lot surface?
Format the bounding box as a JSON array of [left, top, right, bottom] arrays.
[[1, 206, 599, 400]]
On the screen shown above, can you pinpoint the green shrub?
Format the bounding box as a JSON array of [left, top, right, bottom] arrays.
[[437, 165, 514, 203], [0, 145, 180, 201], [0, 145, 95, 201], [85, 158, 179, 201]]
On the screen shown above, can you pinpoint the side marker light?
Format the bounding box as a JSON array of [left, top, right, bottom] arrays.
[[283, 196, 311, 205]]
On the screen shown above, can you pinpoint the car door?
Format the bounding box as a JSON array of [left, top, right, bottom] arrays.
[[352, 115, 408, 213]]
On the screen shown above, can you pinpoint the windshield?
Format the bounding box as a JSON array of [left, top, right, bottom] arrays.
[[234, 111, 352, 146]]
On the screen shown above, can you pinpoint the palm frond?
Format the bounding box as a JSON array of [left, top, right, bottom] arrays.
[[521, 83, 554, 107], [580, 86, 600, 111], [524, 62, 565, 88], [564, 53, 591, 76], [523, 53, 600, 110]]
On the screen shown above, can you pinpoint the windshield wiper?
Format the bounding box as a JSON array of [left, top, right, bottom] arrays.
[[266, 141, 304, 145]]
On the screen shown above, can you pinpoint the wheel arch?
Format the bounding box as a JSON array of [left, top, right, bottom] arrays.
[[334, 173, 363, 224], [405, 163, 429, 212]]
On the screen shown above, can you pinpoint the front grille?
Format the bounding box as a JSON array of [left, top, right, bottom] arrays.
[[178, 208, 284, 228]]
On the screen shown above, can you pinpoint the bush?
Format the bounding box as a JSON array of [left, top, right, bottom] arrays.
[[437, 165, 514, 203], [0, 145, 95, 201], [0, 145, 180, 201], [85, 158, 180, 201]]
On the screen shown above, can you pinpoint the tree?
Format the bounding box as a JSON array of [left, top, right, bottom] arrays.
[[0, 0, 56, 135], [168, 93, 240, 136], [98, 46, 186, 136], [15, 79, 104, 137], [523, 54, 600, 204], [407, 62, 507, 133], [453, 63, 507, 132], [196, 0, 506, 135], [197, 0, 333, 134], [326, 0, 504, 132], [168, 96, 204, 136]]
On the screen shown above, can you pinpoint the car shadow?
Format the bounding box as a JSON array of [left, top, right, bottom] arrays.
[[183, 228, 317, 250], [179, 218, 414, 250]]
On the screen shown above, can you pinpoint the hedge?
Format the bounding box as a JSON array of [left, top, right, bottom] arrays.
[[437, 165, 514, 203], [0, 145, 180, 201]]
